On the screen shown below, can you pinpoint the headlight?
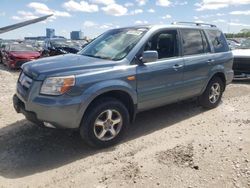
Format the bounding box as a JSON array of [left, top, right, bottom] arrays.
[[40, 75, 75, 95]]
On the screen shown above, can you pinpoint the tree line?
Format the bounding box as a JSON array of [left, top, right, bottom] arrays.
[[225, 29, 250, 38]]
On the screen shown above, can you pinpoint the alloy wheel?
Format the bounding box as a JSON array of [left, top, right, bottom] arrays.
[[93, 109, 123, 141], [209, 83, 221, 104]]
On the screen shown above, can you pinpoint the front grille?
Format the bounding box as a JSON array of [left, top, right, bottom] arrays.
[[18, 72, 33, 91]]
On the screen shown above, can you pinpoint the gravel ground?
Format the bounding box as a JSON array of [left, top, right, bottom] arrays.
[[0, 64, 249, 188]]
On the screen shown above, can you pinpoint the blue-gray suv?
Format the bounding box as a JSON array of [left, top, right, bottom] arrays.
[[13, 22, 234, 147]]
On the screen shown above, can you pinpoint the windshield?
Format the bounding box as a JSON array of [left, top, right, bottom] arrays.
[[10, 44, 35, 51], [239, 38, 250, 49], [79, 28, 148, 61]]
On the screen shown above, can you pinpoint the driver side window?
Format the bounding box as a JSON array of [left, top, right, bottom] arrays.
[[144, 30, 179, 59]]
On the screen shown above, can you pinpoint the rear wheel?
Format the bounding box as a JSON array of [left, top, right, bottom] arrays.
[[80, 97, 129, 148], [199, 77, 224, 109]]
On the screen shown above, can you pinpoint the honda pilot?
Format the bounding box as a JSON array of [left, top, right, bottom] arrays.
[[13, 22, 234, 147]]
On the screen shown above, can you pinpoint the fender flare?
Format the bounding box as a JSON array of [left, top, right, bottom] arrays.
[[201, 65, 226, 94], [76, 79, 137, 127]]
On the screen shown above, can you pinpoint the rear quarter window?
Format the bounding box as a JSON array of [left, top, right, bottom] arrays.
[[206, 30, 229, 53]]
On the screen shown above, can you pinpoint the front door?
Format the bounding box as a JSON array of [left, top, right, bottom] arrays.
[[136, 29, 184, 111]]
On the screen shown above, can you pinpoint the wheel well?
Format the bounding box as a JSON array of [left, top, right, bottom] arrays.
[[212, 72, 226, 91], [85, 90, 136, 123]]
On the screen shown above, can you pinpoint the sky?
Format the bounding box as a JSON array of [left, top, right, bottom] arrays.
[[0, 0, 250, 39]]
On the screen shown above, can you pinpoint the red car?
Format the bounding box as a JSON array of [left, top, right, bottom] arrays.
[[1, 44, 40, 69]]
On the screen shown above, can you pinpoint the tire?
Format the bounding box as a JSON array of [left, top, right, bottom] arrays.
[[80, 97, 129, 148], [198, 77, 224, 109]]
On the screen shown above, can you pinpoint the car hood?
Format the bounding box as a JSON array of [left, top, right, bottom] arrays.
[[22, 54, 119, 80], [10, 51, 40, 59], [232, 49, 250, 58]]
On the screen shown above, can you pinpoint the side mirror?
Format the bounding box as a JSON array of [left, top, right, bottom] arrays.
[[141, 50, 158, 63]]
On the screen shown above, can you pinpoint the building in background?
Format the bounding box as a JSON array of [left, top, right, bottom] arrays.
[[25, 28, 65, 40], [46, 28, 55, 38], [70, 31, 84, 40]]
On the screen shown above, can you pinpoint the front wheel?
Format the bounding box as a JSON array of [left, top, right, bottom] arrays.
[[198, 77, 224, 109], [80, 97, 129, 148]]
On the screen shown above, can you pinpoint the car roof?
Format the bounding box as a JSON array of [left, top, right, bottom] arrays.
[[117, 23, 219, 31]]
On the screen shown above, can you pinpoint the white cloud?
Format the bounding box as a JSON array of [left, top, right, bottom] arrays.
[[90, 0, 115, 5], [63, 0, 98, 13], [162, 14, 172, 19], [136, 0, 147, 6], [83, 21, 97, 27], [193, 13, 226, 21], [216, 13, 225, 16], [174, 1, 188, 6], [28, 2, 71, 17], [130, 9, 143, 15], [156, 0, 171, 7], [229, 22, 250, 27], [135, 20, 148, 24], [12, 3, 70, 22], [195, 20, 205, 23], [100, 23, 113, 29], [195, 0, 250, 11], [212, 19, 226, 23], [12, 11, 38, 21], [124, 2, 134, 7], [102, 4, 127, 16], [230, 10, 250, 15], [148, 9, 155, 13]]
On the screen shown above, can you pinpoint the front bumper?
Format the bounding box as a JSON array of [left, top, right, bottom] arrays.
[[13, 94, 44, 126], [13, 93, 82, 129]]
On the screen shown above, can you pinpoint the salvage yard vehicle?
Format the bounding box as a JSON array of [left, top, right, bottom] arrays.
[[232, 38, 250, 79], [42, 39, 83, 57], [0, 40, 15, 63], [2, 43, 40, 69], [13, 22, 234, 148]]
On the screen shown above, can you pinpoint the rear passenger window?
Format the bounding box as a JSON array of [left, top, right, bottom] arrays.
[[206, 30, 229, 53], [181, 29, 204, 56]]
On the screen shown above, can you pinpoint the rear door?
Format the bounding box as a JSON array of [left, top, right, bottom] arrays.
[[180, 28, 214, 99], [136, 29, 184, 111]]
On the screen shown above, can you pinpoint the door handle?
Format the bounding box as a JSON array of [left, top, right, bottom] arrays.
[[207, 59, 215, 65], [173, 64, 183, 70]]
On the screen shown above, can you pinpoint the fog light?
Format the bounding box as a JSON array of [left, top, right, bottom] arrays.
[[44, 122, 56, 129]]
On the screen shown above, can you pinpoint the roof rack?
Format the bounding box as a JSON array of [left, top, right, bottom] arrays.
[[172, 22, 217, 28]]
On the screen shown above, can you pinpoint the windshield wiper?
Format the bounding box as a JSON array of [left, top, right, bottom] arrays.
[[83, 54, 112, 60]]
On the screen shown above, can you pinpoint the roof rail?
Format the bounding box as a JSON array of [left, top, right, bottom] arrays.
[[172, 22, 217, 28]]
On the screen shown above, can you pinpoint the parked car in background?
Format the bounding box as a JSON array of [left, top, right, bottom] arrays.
[[2, 43, 40, 69], [0, 40, 15, 63], [13, 23, 233, 148], [23, 40, 46, 54], [227, 39, 240, 50], [232, 38, 250, 79], [42, 39, 84, 57]]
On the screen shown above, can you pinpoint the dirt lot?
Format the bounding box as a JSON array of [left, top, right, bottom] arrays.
[[0, 64, 249, 188]]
